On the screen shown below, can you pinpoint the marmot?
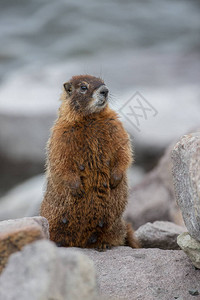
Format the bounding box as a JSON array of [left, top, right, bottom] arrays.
[[40, 75, 139, 250]]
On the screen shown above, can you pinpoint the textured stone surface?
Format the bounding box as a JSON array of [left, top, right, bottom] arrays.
[[0, 217, 49, 273], [77, 247, 200, 300], [177, 232, 200, 269], [0, 240, 96, 300], [1, 242, 200, 300], [135, 221, 186, 250], [125, 143, 183, 229], [171, 132, 200, 242]]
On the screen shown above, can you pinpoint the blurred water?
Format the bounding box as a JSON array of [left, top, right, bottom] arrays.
[[0, 0, 200, 89]]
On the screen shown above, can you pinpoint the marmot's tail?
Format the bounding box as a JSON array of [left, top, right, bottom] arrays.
[[125, 223, 140, 248]]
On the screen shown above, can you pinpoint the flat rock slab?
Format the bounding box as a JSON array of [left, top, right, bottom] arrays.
[[74, 247, 200, 300], [0, 217, 49, 273]]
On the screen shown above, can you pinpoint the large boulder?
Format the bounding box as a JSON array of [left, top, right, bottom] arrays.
[[171, 132, 200, 241], [0, 217, 49, 273], [0, 240, 96, 300]]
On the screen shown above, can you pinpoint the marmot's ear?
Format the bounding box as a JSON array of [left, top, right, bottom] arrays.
[[63, 82, 73, 96]]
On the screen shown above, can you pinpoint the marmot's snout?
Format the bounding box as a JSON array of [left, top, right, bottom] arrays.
[[99, 86, 109, 98], [93, 85, 109, 108]]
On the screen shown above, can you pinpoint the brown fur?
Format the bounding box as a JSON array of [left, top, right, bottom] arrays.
[[40, 75, 139, 250]]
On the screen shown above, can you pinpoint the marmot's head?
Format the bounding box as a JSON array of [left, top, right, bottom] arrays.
[[61, 75, 109, 116]]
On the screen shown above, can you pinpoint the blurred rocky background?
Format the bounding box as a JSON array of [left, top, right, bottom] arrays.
[[0, 0, 200, 222]]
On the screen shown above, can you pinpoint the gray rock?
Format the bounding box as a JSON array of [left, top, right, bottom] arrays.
[[125, 143, 184, 229], [77, 247, 200, 300], [0, 216, 49, 239], [0, 240, 96, 300], [171, 132, 200, 241], [0, 217, 49, 273], [135, 221, 186, 250], [30, 216, 49, 239], [177, 232, 200, 269], [0, 175, 44, 221]]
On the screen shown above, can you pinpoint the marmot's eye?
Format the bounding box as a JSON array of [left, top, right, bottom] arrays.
[[80, 85, 88, 91]]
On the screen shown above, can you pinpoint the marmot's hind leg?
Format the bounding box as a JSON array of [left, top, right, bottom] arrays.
[[95, 219, 128, 251], [89, 220, 140, 251]]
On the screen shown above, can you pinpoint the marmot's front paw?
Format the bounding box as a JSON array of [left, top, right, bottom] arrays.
[[110, 170, 123, 189], [95, 243, 112, 252]]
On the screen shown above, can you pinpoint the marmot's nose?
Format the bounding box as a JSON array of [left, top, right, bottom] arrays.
[[100, 86, 109, 98]]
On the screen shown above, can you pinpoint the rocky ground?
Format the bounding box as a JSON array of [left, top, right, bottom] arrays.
[[0, 217, 199, 300], [0, 131, 199, 300], [81, 246, 200, 300]]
